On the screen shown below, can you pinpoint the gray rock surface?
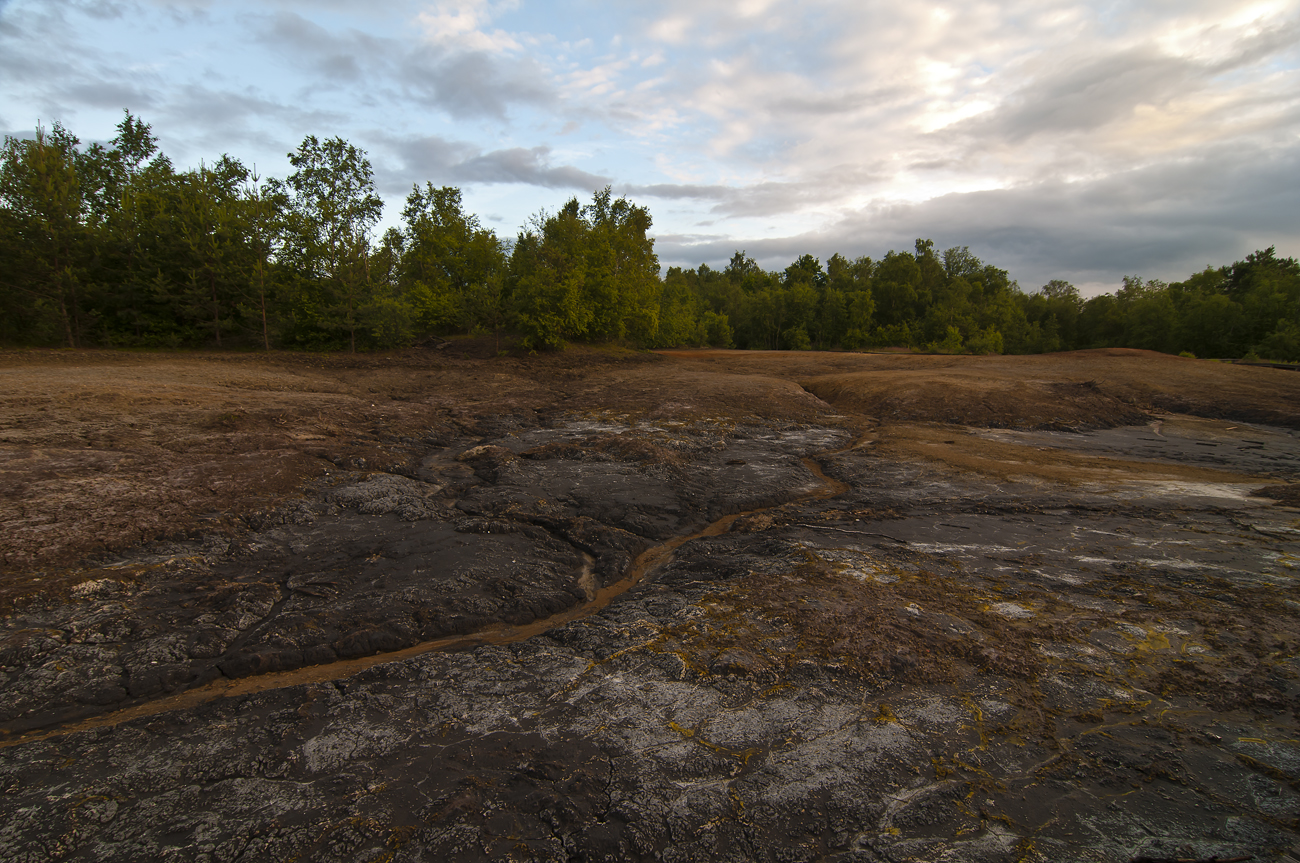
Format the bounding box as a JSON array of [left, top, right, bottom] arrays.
[[1, 416, 1298, 862]]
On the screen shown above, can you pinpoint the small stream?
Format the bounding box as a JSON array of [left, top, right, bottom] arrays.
[[1, 454, 850, 747]]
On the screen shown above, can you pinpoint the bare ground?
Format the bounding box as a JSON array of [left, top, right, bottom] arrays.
[[1, 344, 1299, 862], [5, 346, 1296, 581]]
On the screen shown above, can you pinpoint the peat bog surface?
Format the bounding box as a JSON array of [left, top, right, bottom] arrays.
[[1, 345, 1299, 862]]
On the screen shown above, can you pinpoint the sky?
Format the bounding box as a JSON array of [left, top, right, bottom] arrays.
[[2, 0, 1298, 296]]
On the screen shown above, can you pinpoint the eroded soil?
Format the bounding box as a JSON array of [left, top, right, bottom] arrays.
[[1, 345, 1299, 862]]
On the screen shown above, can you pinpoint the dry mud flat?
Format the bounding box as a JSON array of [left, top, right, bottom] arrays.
[[0, 347, 1299, 862]]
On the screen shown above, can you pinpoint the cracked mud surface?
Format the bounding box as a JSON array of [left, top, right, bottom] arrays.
[[2, 345, 1300, 862]]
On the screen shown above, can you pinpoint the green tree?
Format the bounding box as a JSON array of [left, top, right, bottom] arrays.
[[1117, 276, 1178, 353], [825, 253, 874, 348], [400, 184, 506, 337], [174, 157, 249, 347], [509, 201, 592, 349], [1079, 293, 1124, 347], [581, 187, 661, 344], [656, 267, 702, 347], [0, 122, 90, 346], [927, 325, 963, 354], [967, 273, 1024, 353], [695, 261, 741, 321], [237, 171, 287, 350], [282, 136, 383, 351], [942, 245, 983, 280], [1178, 293, 1241, 358], [1256, 318, 1300, 361], [697, 310, 734, 347], [816, 287, 848, 348], [914, 238, 947, 311], [79, 111, 160, 227], [872, 250, 921, 332], [843, 291, 876, 348]]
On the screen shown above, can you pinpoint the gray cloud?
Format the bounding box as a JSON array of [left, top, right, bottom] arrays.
[[62, 80, 157, 108], [454, 146, 608, 189], [398, 49, 553, 120], [162, 84, 339, 130], [884, 145, 1300, 279], [78, 0, 131, 20], [0, 3, 77, 83], [961, 22, 1300, 146], [976, 47, 1198, 142], [260, 11, 370, 82], [765, 86, 903, 117], [147, 0, 383, 11], [255, 10, 554, 121], [625, 162, 886, 219], [619, 182, 731, 200], [0, 3, 159, 125], [653, 141, 1300, 293], [150, 84, 347, 163], [378, 134, 609, 194]]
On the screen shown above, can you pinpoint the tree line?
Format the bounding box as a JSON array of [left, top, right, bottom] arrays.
[[676, 243, 1300, 361], [2, 113, 1297, 360]]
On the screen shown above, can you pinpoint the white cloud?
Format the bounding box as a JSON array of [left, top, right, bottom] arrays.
[[416, 0, 521, 53], [648, 15, 689, 44]]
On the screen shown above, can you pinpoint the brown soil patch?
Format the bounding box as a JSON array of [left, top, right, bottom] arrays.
[[791, 348, 1300, 429], [869, 422, 1267, 487], [4, 345, 1298, 585], [662, 348, 1300, 428]]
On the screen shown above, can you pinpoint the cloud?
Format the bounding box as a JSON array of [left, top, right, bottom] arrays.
[[620, 182, 731, 200], [147, 84, 348, 162], [254, 9, 553, 120], [596, 0, 1300, 290], [417, 0, 520, 54], [398, 47, 553, 119], [380, 133, 609, 193], [162, 84, 339, 131], [453, 146, 608, 188], [958, 21, 1300, 150], [969, 47, 1202, 143], [654, 139, 1300, 292], [62, 80, 159, 109], [259, 11, 375, 82], [623, 160, 887, 219]]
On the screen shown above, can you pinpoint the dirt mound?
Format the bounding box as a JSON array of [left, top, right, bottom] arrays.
[[4, 346, 1298, 578], [803, 371, 1142, 429], [798, 349, 1300, 429]]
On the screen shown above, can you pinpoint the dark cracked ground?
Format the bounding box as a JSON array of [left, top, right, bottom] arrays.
[[1, 346, 1299, 863]]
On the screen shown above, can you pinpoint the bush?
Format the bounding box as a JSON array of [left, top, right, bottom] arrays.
[[1255, 319, 1300, 362], [926, 325, 963, 354], [965, 326, 1004, 355]]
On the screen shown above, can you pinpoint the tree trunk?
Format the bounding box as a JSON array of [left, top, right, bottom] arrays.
[[58, 293, 74, 349], [210, 269, 221, 347], [348, 288, 356, 353], [259, 273, 270, 351]]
